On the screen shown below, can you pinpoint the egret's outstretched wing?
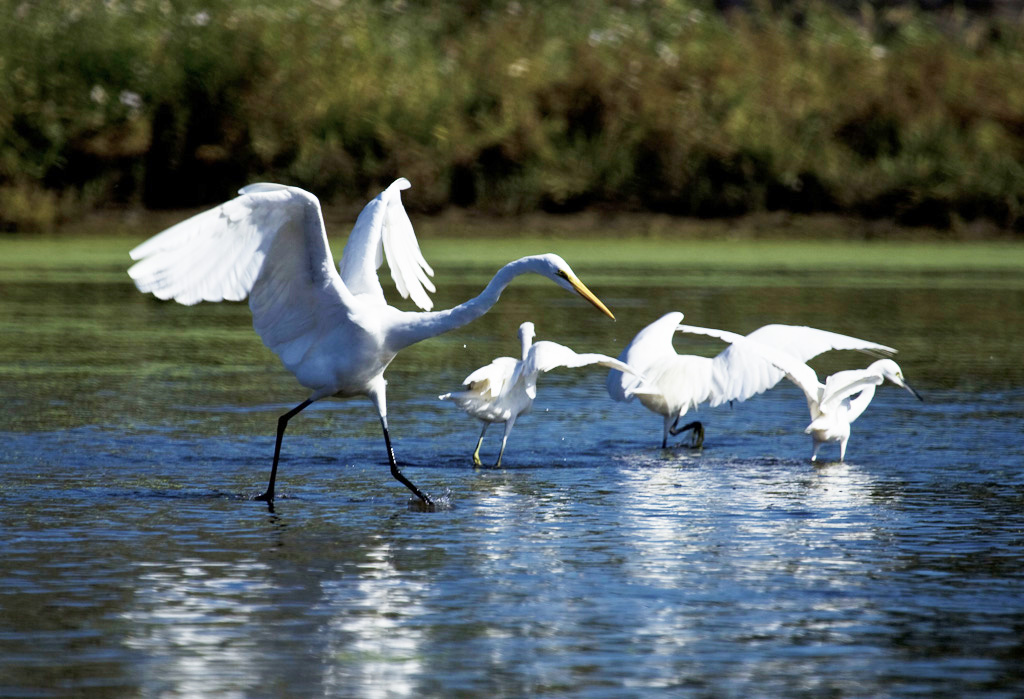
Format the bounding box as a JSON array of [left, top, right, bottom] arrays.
[[678, 323, 894, 407], [674, 324, 815, 403], [522, 341, 641, 399], [338, 178, 435, 310], [128, 184, 346, 368], [744, 324, 895, 360]]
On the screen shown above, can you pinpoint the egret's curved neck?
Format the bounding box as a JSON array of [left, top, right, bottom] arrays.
[[520, 333, 534, 361], [387, 258, 541, 351]]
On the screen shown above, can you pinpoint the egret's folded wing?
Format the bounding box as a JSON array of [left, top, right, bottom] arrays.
[[464, 357, 520, 399], [338, 178, 435, 310], [440, 356, 519, 413], [818, 368, 885, 414], [128, 184, 345, 369]]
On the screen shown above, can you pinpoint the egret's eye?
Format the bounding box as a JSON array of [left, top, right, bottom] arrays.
[[556, 269, 570, 281]]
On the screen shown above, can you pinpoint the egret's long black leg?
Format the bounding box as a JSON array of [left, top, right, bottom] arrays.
[[381, 420, 434, 506], [255, 398, 314, 502]]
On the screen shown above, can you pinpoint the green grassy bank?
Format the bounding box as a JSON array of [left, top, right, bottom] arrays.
[[3, 229, 1021, 290]]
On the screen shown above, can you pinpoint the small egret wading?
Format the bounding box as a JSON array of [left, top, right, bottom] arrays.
[[440, 321, 641, 467], [673, 325, 922, 461], [608, 312, 896, 448], [128, 179, 614, 507]]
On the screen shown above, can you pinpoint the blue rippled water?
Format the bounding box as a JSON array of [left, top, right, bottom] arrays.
[[1, 258, 1023, 696]]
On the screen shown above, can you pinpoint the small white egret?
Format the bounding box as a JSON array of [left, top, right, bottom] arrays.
[[607, 311, 896, 448], [128, 179, 615, 507], [672, 325, 922, 461], [439, 321, 642, 467]]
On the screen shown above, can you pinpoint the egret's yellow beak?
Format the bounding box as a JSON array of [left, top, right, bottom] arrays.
[[566, 272, 615, 320]]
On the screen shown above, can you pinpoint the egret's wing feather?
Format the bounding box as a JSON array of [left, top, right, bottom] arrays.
[[338, 178, 435, 310], [128, 184, 345, 369], [524, 341, 644, 401], [744, 324, 896, 360], [675, 324, 747, 345]]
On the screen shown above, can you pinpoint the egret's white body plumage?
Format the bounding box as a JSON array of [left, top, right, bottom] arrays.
[[128, 179, 614, 505], [607, 311, 897, 448], [440, 322, 641, 467], [670, 324, 922, 461]]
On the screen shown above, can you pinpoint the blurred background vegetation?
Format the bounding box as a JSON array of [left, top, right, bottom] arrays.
[[3, 0, 1024, 233]]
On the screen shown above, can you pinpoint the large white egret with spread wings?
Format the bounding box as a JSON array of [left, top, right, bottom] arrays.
[[440, 321, 642, 467], [607, 311, 896, 448], [128, 179, 614, 507], [672, 324, 923, 461]]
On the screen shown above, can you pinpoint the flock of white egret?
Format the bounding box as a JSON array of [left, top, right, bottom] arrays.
[[128, 179, 921, 507]]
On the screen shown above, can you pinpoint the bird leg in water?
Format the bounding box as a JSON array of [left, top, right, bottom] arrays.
[[380, 418, 434, 507], [472, 424, 488, 467], [670, 418, 705, 448], [256, 398, 314, 502], [494, 418, 516, 468]]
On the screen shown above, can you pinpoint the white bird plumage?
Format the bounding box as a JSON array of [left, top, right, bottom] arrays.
[[440, 322, 643, 467], [128, 179, 615, 506], [607, 311, 897, 448], [669, 324, 922, 461]]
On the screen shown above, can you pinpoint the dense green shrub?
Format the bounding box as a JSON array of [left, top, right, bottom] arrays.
[[2, 0, 1023, 230]]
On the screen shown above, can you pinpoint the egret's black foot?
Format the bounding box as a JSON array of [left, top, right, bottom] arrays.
[[670, 420, 704, 449], [409, 496, 436, 512], [688, 423, 705, 449], [253, 491, 273, 502]]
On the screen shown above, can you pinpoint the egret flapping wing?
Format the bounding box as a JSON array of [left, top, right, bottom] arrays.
[[678, 323, 894, 407], [525, 341, 637, 375], [607, 311, 684, 403], [129, 185, 346, 368], [338, 178, 435, 310]]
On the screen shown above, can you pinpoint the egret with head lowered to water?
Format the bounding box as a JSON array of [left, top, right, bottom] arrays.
[[607, 311, 897, 449], [440, 321, 643, 467], [128, 179, 615, 507], [672, 324, 923, 461]]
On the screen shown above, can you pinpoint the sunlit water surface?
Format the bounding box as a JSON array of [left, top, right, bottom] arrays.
[[1, 245, 1023, 696]]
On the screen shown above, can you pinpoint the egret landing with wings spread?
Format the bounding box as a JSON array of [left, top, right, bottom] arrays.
[[673, 324, 922, 461], [607, 311, 897, 449], [439, 321, 642, 467], [128, 179, 614, 507]]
